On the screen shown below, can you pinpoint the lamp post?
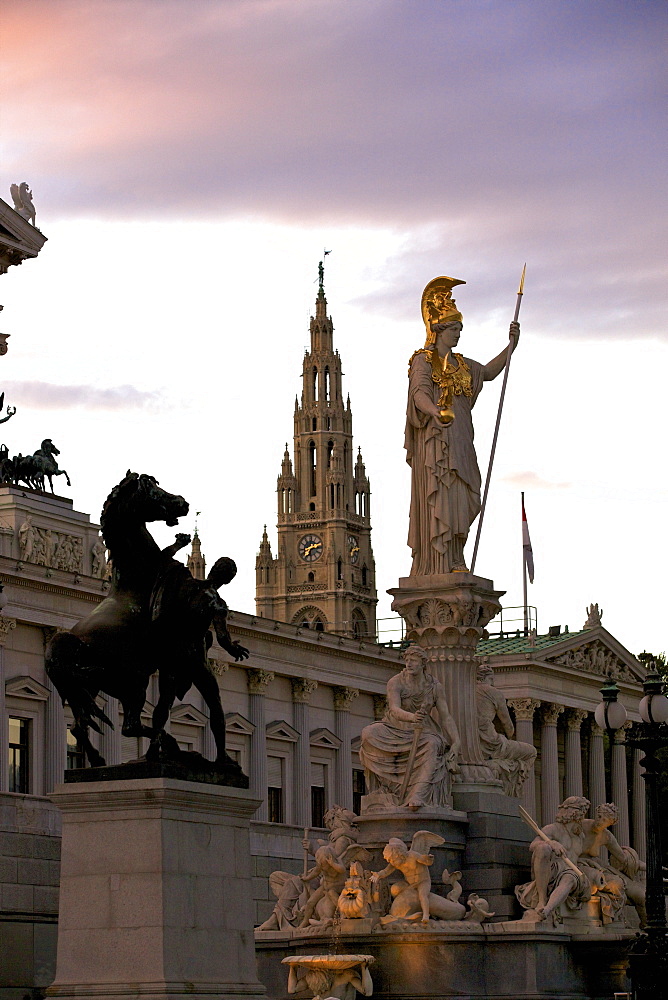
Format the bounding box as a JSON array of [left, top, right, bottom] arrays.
[[596, 662, 668, 999]]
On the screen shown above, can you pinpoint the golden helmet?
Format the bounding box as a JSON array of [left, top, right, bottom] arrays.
[[421, 276, 465, 347]]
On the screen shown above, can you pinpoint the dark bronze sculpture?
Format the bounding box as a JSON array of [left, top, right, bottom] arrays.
[[0, 438, 70, 492], [45, 472, 248, 772]]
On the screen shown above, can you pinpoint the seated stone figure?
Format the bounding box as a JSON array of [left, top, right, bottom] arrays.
[[476, 664, 537, 797], [578, 802, 647, 926], [516, 796, 593, 922], [359, 645, 460, 811]]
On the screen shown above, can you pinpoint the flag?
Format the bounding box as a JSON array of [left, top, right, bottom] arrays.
[[522, 493, 534, 583]]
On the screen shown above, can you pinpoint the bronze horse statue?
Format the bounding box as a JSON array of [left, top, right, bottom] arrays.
[[45, 472, 247, 768]]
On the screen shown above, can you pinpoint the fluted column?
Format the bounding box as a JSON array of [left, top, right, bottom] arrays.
[[632, 746, 647, 859], [292, 678, 318, 828], [100, 695, 122, 765], [588, 720, 607, 814], [247, 669, 274, 822], [540, 703, 563, 825], [44, 673, 67, 794], [611, 721, 631, 845], [0, 618, 16, 792], [564, 708, 588, 798], [508, 698, 540, 814], [333, 687, 359, 810]]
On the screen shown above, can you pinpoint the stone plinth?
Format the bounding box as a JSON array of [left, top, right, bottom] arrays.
[[47, 777, 265, 1000], [256, 926, 633, 1000], [388, 572, 504, 785]]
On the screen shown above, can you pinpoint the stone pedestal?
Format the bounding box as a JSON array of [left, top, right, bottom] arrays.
[[388, 572, 504, 787], [47, 777, 265, 1000], [355, 806, 468, 884]]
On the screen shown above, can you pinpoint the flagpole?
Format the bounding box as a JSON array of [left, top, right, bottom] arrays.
[[470, 264, 526, 574], [522, 491, 529, 635]]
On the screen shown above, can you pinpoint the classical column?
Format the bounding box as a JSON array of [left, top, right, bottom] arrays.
[[540, 703, 563, 825], [0, 618, 17, 792], [247, 669, 274, 823], [333, 687, 359, 810], [372, 694, 387, 721], [508, 698, 540, 814], [292, 678, 318, 828], [100, 695, 122, 765], [611, 721, 631, 845], [632, 746, 647, 859], [564, 708, 588, 798], [44, 673, 67, 794], [588, 720, 607, 815]]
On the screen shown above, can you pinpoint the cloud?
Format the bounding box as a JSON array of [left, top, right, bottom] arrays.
[[3, 1, 666, 339], [502, 471, 571, 491], [2, 381, 162, 411]]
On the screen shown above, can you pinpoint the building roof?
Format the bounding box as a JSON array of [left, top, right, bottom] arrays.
[[477, 628, 590, 655]]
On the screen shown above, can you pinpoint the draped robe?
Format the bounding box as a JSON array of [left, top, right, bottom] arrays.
[[405, 352, 484, 575]]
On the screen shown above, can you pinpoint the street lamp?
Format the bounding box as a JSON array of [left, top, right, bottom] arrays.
[[597, 661, 668, 999]]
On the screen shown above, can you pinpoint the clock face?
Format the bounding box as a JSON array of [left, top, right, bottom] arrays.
[[298, 533, 323, 562], [347, 534, 360, 563]]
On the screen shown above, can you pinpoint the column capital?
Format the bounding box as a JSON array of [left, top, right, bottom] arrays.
[[372, 694, 387, 720], [566, 708, 589, 731], [590, 720, 605, 738], [247, 668, 274, 695], [541, 702, 564, 726], [0, 617, 16, 646], [613, 719, 633, 743], [291, 677, 318, 704], [333, 686, 359, 711], [508, 697, 541, 721]]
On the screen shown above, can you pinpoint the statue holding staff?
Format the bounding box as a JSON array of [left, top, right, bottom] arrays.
[[405, 276, 520, 575], [359, 645, 460, 810]]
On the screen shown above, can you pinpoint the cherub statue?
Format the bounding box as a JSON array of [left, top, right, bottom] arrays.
[[371, 831, 467, 924]]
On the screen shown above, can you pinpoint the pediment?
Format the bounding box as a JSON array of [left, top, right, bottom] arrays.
[[310, 727, 342, 750], [5, 675, 50, 700], [170, 703, 208, 727], [225, 712, 255, 736], [542, 626, 644, 684], [0, 197, 46, 256], [351, 735, 362, 753], [266, 719, 299, 742]]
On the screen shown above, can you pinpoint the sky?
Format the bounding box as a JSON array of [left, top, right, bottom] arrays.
[[1, 0, 666, 659]]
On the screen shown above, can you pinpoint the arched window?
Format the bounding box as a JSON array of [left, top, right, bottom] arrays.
[[352, 608, 367, 638], [326, 441, 334, 467], [312, 367, 318, 401], [337, 558, 343, 581], [314, 618, 325, 632], [309, 502, 315, 511], [344, 442, 349, 472], [324, 367, 330, 401], [308, 571, 315, 583], [312, 417, 317, 431], [327, 417, 332, 430], [362, 564, 368, 586], [309, 440, 317, 496], [330, 484, 334, 509]]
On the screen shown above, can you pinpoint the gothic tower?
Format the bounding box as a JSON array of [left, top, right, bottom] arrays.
[[256, 266, 377, 637]]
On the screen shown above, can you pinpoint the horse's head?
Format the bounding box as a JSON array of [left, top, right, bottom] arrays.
[[102, 472, 189, 535], [40, 439, 58, 456]]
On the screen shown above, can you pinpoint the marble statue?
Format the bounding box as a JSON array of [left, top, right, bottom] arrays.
[[336, 862, 374, 920], [476, 663, 536, 796], [91, 535, 107, 578], [257, 872, 309, 931], [516, 796, 595, 922], [578, 802, 647, 926], [359, 644, 460, 810], [297, 843, 372, 928], [45, 472, 248, 771], [18, 514, 37, 561], [10, 182, 36, 225], [371, 831, 494, 927], [584, 602, 603, 628], [405, 276, 519, 574], [283, 955, 374, 1000]]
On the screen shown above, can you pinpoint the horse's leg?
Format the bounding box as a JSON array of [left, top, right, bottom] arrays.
[[71, 720, 105, 768], [121, 687, 153, 738], [62, 468, 71, 487], [192, 662, 228, 763], [152, 672, 176, 736]]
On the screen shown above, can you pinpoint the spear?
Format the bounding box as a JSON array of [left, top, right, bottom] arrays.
[[470, 265, 525, 575]]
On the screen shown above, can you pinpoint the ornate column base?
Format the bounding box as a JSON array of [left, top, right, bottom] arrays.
[[389, 571, 504, 790]]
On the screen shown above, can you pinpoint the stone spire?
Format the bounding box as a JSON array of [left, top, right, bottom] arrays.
[[187, 530, 206, 580]]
